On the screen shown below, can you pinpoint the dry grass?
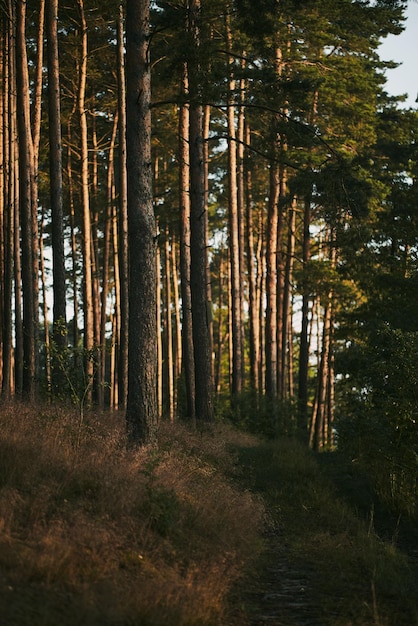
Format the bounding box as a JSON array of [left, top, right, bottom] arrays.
[[0, 402, 264, 626]]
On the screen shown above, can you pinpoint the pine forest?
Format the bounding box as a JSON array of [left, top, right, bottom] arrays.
[[1, 0, 418, 523]]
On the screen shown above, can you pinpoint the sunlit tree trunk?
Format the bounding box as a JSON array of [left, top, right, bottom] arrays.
[[226, 13, 244, 398], [245, 126, 260, 393], [281, 196, 295, 400], [164, 228, 175, 421], [265, 159, 279, 399], [156, 241, 163, 417], [77, 0, 94, 398], [171, 236, 182, 407], [117, 3, 129, 409], [178, 64, 196, 422], [16, 0, 37, 400], [1, 12, 14, 397]]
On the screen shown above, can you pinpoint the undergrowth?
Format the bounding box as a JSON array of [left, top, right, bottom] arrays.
[[238, 438, 418, 626], [0, 402, 264, 626]]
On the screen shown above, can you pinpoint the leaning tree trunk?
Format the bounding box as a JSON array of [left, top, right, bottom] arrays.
[[125, 0, 158, 445]]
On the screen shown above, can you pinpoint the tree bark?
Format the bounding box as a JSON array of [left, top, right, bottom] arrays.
[[125, 0, 158, 445], [265, 160, 279, 399], [117, 4, 129, 409], [16, 0, 37, 400], [226, 13, 244, 398], [46, 0, 67, 388], [178, 63, 196, 423], [188, 0, 214, 425], [77, 0, 94, 397]]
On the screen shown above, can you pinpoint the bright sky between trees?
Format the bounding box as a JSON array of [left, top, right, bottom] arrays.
[[379, 1, 418, 107]]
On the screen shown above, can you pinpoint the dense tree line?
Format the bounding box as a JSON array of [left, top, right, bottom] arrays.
[[1, 1, 417, 513]]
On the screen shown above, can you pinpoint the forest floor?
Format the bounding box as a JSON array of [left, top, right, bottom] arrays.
[[233, 438, 418, 626], [1, 404, 418, 626]]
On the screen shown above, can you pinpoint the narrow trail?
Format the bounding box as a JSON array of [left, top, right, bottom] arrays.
[[234, 441, 418, 626], [245, 534, 321, 626]]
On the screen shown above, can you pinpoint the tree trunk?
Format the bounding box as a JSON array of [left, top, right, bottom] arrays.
[[226, 14, 244, 398], [77, 0, 94, 399], [188, 0, 214, 425], [16, 0, 37, 400], [178, 64, 196, 423], [1, 12, 14, 398], [117, 4, 129, 409], [46, 0, 67, 392], [171, 236, 182, 408], [297, 193, 312, 434], [125, 0, 158, 445], [245, 125, 260, 393], [265, 160, 279, 399], [164, 228, 175, 421], [281, 196, 295, 400]]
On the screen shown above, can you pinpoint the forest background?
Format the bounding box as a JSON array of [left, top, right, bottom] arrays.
[[1, 0, 418, 521]]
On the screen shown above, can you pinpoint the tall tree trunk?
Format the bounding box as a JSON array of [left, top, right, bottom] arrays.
[[297, 193, 312, 434], [245, 125, 260, 393], [77, 0, 94, 398], [226, 13, 243, 398], [281, 196, 295, 400], [99, 113, 118, 408], [39, 211, 51, 394], [164, 228, 175, 421], [178, 63, 196, 423], [171, 236, 182, 407], [111, 202, 121, 408], [117, 4, 129, 409], [66, 109, 80, 361], [265, 159, 279, 399], [16, 0, 37, 400], [125, 0, 158, 445], [188, 0, 214, 425], [2, 13, 12, 397], [276, 166, 287, 399], [156, 241, 163, 418], [46, 0, 67, 392]]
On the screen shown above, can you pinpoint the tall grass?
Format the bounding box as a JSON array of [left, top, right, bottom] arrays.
[[238, 438, 418, 626], [0, 403, 264, 626]]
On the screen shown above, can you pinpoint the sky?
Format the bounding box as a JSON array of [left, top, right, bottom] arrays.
[[378, 1, 418, 107]]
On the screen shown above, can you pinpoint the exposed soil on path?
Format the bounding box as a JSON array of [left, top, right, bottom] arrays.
[[244, 532, 322, 626]]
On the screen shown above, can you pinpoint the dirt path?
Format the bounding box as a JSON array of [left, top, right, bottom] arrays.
[[234, 440, 418, 626], [245, 534, 321, 626]]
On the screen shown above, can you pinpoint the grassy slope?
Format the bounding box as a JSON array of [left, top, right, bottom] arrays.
[[0, 404, 263, 626], [1, 404, 417, 626]]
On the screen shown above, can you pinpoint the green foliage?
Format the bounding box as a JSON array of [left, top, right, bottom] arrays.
[[238, 438, 418, 626], [337, 326, 418, 518], [217, 390, 298, 438]]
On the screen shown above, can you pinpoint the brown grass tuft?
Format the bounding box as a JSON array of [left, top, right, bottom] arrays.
[[0, 402, 264, 625]]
